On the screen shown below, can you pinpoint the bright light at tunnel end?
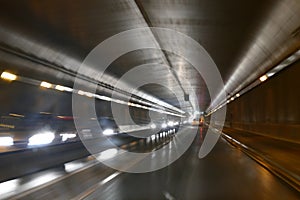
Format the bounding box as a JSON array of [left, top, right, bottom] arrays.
[[72, 27, 227, 173], [150, 123, 156, 129], [161, 123, 167, 129]]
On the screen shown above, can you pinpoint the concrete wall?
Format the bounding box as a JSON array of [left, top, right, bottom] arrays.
[[224, 60, 300, 143]]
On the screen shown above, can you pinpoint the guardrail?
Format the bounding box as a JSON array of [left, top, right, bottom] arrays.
[[0, 141, 90, 182], [0, 126, 178, 182]]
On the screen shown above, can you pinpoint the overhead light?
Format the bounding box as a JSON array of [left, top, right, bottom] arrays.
[[0, 137, 14, 146], [40, 81, 52, 89], [227, 100, 230, 103], [85, 92, 94, 98], [28, 132, 55, 146], [55, 85, 73, 92], [95, 95, 112, 102], [77, 90, 85, 96], [236, 93, 240, 97], [111, 99, 126, 104], [259, 75, 268, 82], [40, 112, 51, 115], [267, 72, 275, 77], [1, 72, 17, 81], [55, 85, 65, 91], [134, 104, 142, 108], [230, 97, 234, 101], [9, 113, 24, 118], [161, 123, 167, 129]]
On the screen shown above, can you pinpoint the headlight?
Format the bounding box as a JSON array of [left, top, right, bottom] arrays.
[[60, 133, 77, 142], [167, 121, 174, 127], [28, 132, 55, 146], [0, 137, 13, 146], [103, 129, 116, 136], [150, 123, 156, 129]]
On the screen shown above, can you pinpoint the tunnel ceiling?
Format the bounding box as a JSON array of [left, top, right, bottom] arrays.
[[0, 0, 300, 115]]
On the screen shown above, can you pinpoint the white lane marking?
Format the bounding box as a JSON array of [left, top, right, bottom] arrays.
[[9, 159, 98, 199], [163, 191, 176, 200], [221, 132, 248, 149], [73, 172, 122, 200], [100, 172, 121, 185]]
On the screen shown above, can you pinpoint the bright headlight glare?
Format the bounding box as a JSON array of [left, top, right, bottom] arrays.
[[103, 129, 116, 136], [167, 121, 174, 127], [0, 137, 13, 146], [161, 123, 167, 128], [60, 133, 76, 142], [28, 132, 55, 146]]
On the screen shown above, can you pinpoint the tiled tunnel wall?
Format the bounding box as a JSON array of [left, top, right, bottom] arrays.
[[224, 60, 300, 143]]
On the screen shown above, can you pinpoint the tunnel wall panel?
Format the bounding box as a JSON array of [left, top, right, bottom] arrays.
[[223, 60, 300, 143]]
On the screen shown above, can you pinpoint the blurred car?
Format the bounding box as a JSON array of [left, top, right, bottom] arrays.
[[0, 113, 79, 149]]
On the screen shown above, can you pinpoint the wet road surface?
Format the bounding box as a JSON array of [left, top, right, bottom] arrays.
[[84, 126, 300, 200], [3, 126, 299, 200]]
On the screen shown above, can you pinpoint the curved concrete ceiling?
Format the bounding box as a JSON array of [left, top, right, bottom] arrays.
[[0, 0, 299, 115]]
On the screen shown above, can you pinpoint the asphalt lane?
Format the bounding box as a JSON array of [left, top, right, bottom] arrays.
[[85, 126, 300, 200]]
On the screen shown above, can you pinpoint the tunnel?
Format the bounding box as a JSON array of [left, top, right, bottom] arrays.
[[0, 0, 300, 199]]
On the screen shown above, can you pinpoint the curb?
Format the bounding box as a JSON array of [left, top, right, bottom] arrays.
[[221, 132, 300, 193]]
